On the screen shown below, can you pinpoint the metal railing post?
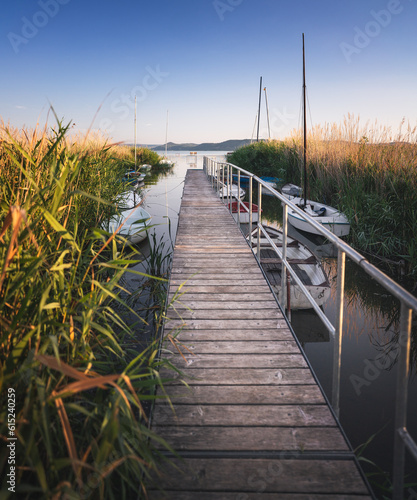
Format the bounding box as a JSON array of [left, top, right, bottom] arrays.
[[227, 163, 231, 208], [249, 176, 253, 241], [201, 157, 417, 496], [281, 203, 288, 313], [237, 171, 241, 227], [332, 249, 346, 418], [392, 303, 413, 500], [256, 180, 262, 258]]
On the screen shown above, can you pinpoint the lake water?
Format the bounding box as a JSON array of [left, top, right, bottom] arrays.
[[130, 151, 417, 498]]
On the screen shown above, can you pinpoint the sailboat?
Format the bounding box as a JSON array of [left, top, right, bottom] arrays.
[[286, 34, 350, 238], [161, 110, 174, 168]]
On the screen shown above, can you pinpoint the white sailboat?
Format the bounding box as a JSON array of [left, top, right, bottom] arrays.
[[287, 34, 350, 238], [161, 110, 174, 167]]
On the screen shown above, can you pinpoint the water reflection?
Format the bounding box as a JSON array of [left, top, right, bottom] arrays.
[[120, 154, 416, 496], [251, 186, 416, 492]]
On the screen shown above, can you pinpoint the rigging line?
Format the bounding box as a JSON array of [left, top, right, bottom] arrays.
[[251, 113, 258, 143], [147, 202, 180, 215], [306, 88, 314, 135], [146, 180, 185, 196]]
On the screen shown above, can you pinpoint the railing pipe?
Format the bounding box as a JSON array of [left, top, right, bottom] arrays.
[[204, 158, 417, 500], [281, 203, 288, 312], [392, 303, 413, 499], [332, 249, 346, 417], [237, 171, 241, 227], [249, 176, 253, 245], [258, 224, 336, 336], [256, 182, 262, 258]]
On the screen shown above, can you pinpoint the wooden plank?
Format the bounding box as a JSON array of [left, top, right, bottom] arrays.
[[163, 353, 308, 368], [159, 367, 317, 385], [166, 308, 283, 320], [160, 340, 300, 354], [169, 279, 268, 287], [165, 319, 288, 330], [149, 493, 372, 500], [155, 384, 326, 405], [171, 263, 259, 279], [171, 329, 294, 341], [151, 426, 348, 451], [149, 458, 369, 494], [168, 300, 279, 309], [167, 293, 278, 302], [152, 404, 336, 427]]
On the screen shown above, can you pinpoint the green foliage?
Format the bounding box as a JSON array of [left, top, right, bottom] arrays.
[[227, 140, 289, 180], [131, 148, 162, 167], [0, 121, 174, 498], [228, 138, 417, 277]]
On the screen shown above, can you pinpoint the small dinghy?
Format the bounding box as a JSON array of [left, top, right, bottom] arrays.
[[106, 206, 151, 244], [228, 201, 261, 223], [218, 184, 246, 200], [288, 197, 350, 237], [248, 225, 331, 309]]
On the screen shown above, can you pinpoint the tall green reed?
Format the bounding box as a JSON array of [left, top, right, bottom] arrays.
[[0, 120, 174, 498]]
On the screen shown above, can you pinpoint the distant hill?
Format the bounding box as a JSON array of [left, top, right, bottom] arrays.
[[149, 139, 251, 152]]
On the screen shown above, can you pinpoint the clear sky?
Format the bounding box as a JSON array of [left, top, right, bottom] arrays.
[[1, 0, 417, 145]]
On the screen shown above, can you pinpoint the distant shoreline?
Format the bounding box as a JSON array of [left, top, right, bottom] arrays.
[[128, 139, 251, 152]]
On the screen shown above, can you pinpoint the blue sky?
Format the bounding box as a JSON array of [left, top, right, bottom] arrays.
[[1, 0, 417, 144]]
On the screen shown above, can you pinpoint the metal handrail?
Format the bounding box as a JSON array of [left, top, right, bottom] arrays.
[[203, 156, 417, 500]]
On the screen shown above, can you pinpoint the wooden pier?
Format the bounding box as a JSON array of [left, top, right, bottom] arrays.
[[149, 169, 373, 499]]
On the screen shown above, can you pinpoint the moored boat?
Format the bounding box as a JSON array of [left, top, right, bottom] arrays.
[[281, 183, 303, 199], [228, 201, 261, 223], [260, 176, 282, 195], [218, 184, 246, 200], [288, 197, 350, 237], [248, 225, 331, 309], [283, 35, 350, 238], [232, 173, 251, 187], [105, 205, 151, 244]]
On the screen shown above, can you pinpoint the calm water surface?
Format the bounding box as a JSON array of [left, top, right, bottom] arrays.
[[131, 152, 417, 498]]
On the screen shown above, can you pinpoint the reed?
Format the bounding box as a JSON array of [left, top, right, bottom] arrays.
[[228, 115, 417, 278], [0, 120, 174, 498]]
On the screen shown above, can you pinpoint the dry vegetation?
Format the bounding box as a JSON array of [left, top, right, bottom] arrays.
[[228, 115, 417, 278]]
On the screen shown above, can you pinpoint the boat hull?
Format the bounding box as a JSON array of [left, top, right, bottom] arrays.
[[288, 198, 350, 237], [274, 282, 331, 309], [249, 225, 331, 310], [228, 202, 260, 223], [218, 185, 246, 200], [106, 206, 151, 245]]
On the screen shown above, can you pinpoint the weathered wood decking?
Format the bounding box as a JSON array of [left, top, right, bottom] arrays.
[[149, 169, 373, 499]]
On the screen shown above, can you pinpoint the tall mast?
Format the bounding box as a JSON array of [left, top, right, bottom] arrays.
[[264, 87, 271, 140], [165, 109, 169, 158], [256, 76, 262, 142], [302, 33, 307, 207], [134, 95, 137, 170]]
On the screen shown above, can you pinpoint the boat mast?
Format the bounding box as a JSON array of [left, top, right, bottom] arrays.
[[302, 33, 307, 207], [264, 86, 271, 140], [256, 76, 262, 142], [165, 109, 169, 158], [134, 95, 137, 170]]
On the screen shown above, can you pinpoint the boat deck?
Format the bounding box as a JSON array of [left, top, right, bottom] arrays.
[[148, 169, 373, 499]]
